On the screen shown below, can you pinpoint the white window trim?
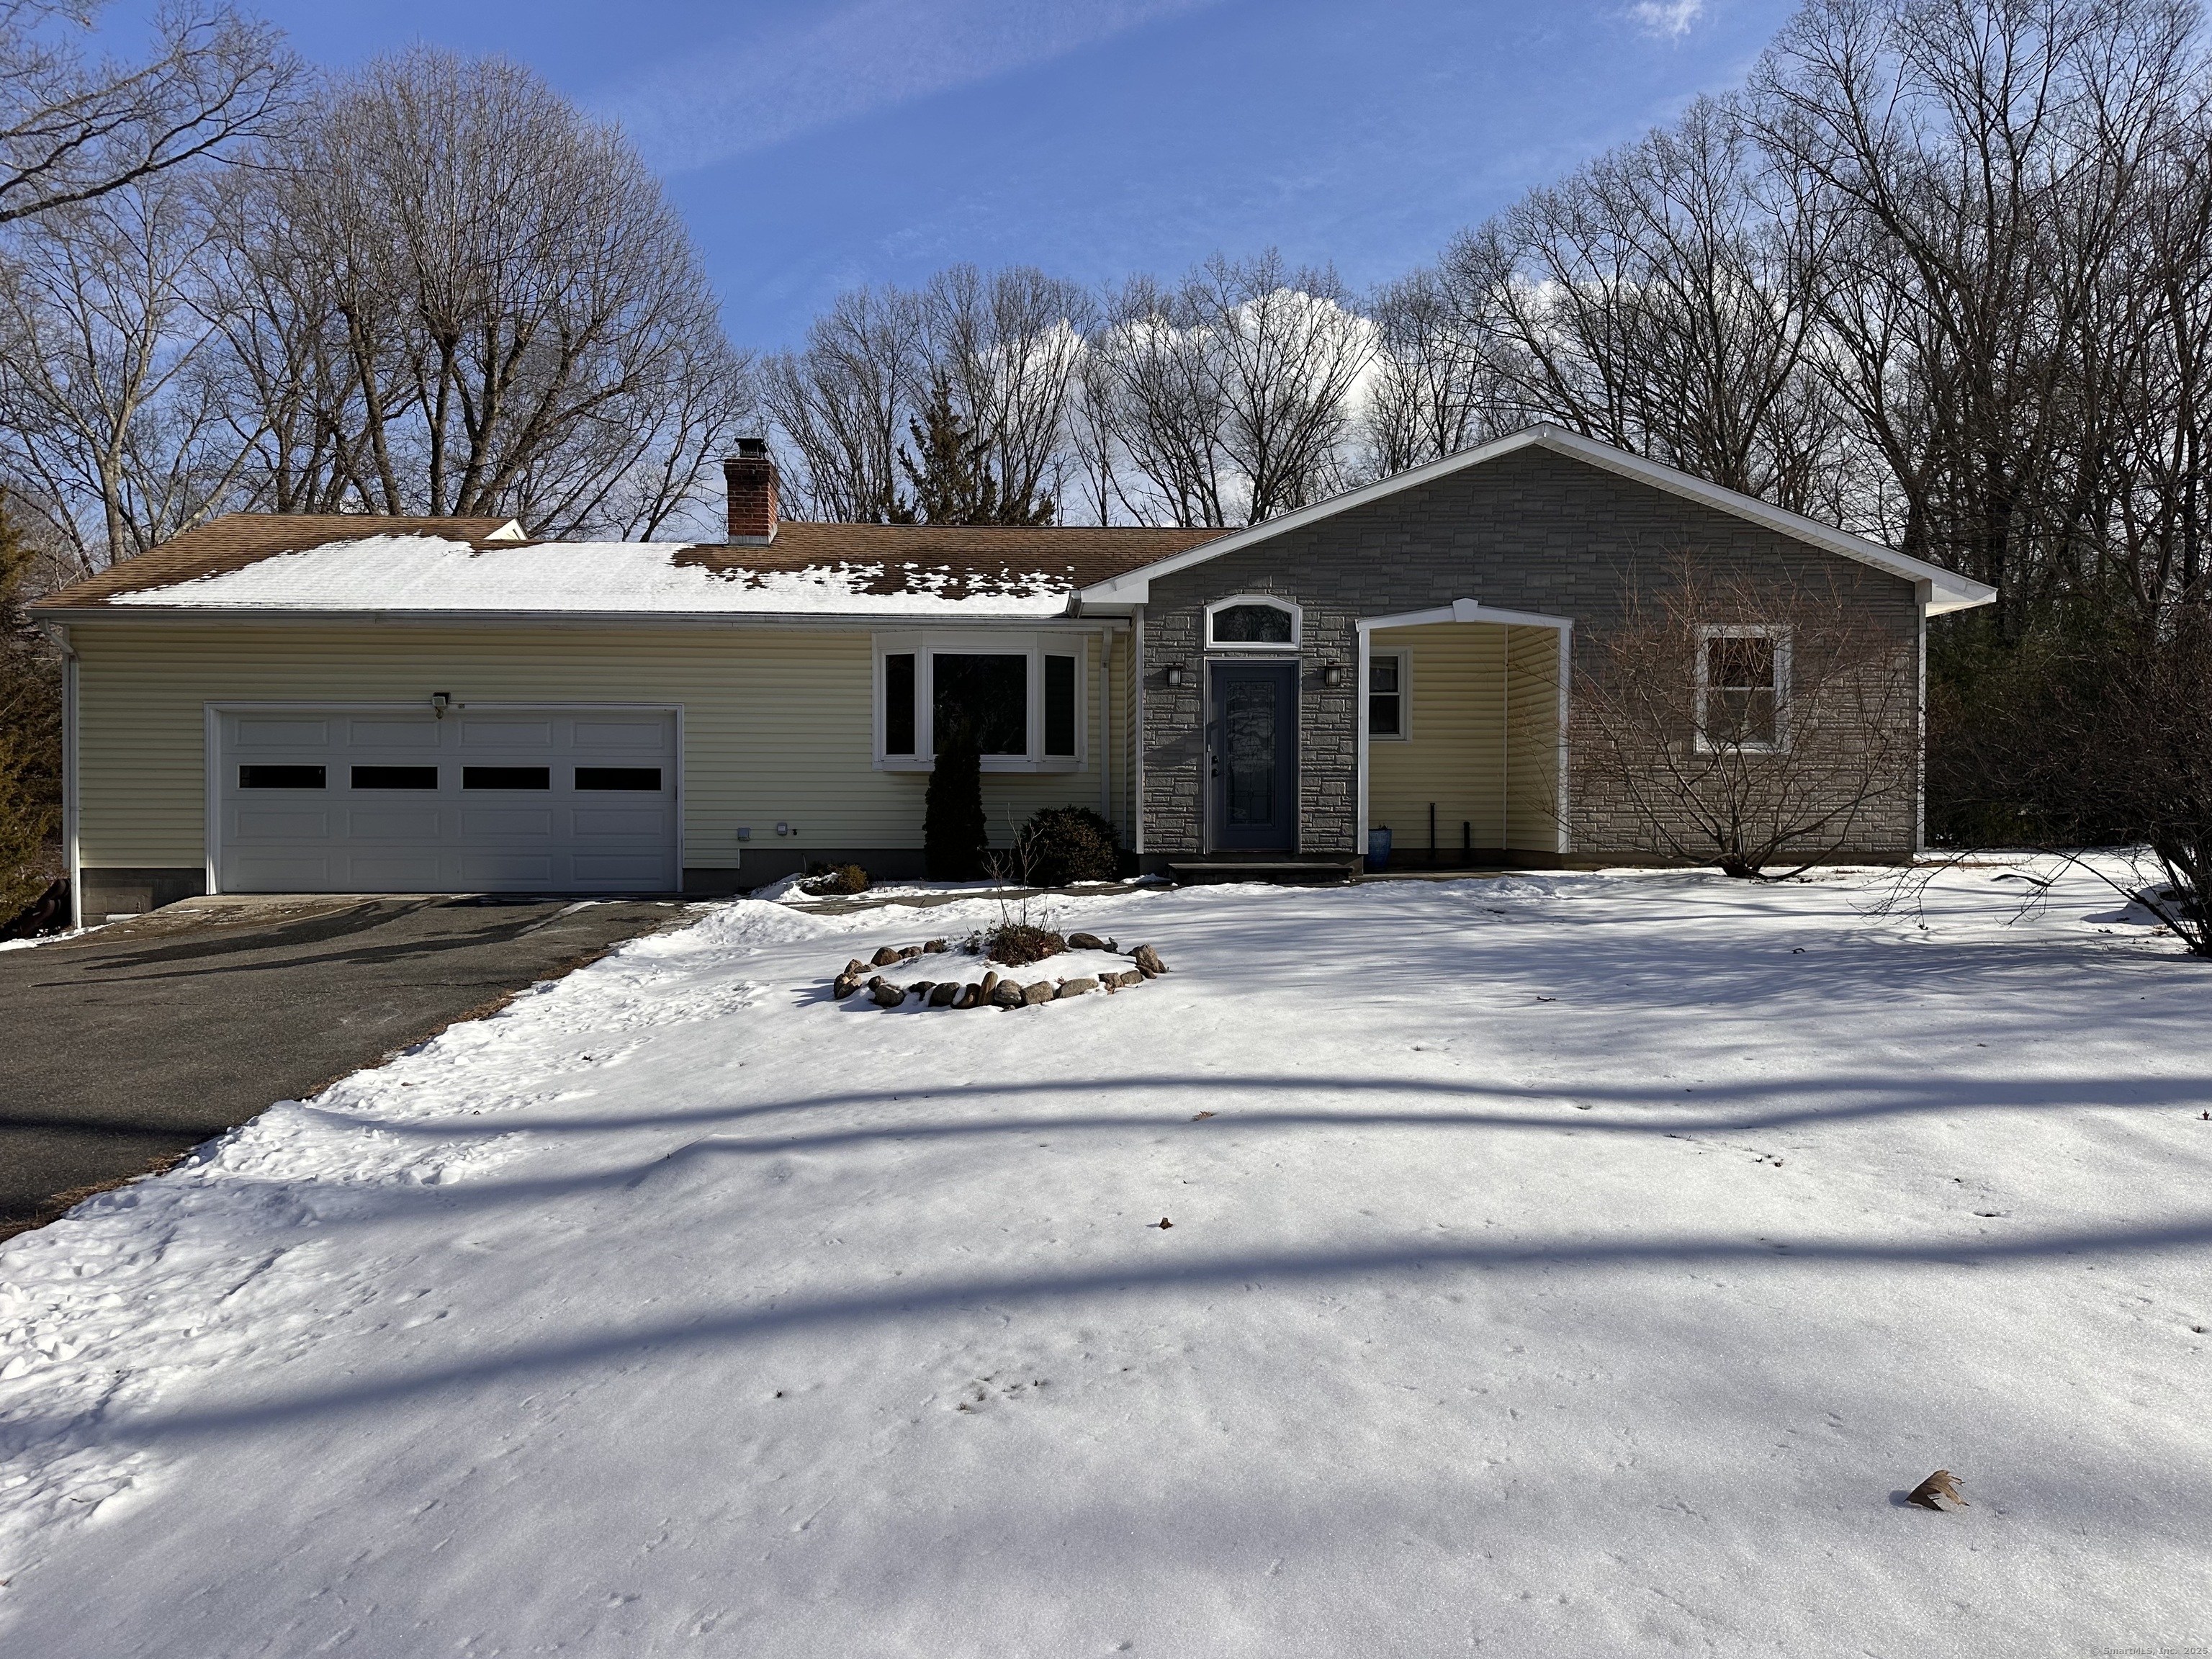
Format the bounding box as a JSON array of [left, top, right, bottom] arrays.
[[1205, 593, 1302, 652], [873, 631, 1089, 773], [1367, 647, 1410, 741], [1694, 624, 1791, 753]]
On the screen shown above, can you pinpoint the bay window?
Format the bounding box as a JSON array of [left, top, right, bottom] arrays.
[[875, 632, 1087, 770]]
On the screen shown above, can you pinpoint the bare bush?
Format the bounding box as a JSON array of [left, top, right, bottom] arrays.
[[1574, 557, 1920, 877]]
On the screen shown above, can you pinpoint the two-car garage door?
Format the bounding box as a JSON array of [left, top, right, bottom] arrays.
[[213, 707, 680, 894]]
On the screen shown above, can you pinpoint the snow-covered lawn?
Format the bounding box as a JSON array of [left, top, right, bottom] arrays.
[[2, 865, 2208, 1656]]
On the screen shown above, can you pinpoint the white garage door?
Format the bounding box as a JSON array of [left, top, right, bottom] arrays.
[[214, 707, 680, 894]]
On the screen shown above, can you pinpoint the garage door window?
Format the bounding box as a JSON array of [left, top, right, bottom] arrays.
[[352, 765, 439, 789], [575, 767, 661, 790], [238, 765, 325, 788], [463, 766, 550, 789]]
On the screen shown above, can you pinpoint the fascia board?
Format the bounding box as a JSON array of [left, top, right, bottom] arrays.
[[29, 606, 1088, 631], [1074, 423, 1998, 616]]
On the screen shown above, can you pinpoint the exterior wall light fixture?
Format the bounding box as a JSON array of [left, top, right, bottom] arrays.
[[1321, 664, 1346, 688], [1164, 664, 1184, 687]]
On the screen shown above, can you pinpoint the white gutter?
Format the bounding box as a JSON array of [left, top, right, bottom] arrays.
[[29, 606, 1096, 631]]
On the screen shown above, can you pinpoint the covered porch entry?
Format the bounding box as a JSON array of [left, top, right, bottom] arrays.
[[1358, 598, 1570, 867]]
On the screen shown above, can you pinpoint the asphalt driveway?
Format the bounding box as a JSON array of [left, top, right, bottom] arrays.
[[0, 894, 693, 1238]]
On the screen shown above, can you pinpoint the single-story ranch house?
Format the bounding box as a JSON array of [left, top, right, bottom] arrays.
[[31, 426, 1993, 925]]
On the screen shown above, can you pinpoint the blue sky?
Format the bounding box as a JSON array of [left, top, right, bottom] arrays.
[[105, 0, 1795, 349]]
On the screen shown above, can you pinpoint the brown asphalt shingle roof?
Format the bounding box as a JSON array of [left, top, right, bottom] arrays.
[[32, 514, 1224, 611], [35, 516, 525, 608], [670, 522, 1223, 601]]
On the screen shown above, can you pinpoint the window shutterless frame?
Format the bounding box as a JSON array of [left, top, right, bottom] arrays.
[[1367, 649, 1410, 740], [1694, 624, 1791, 752], [872, 631, 1088, 772]]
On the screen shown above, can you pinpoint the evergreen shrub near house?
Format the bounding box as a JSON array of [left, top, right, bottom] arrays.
[[801, 862, 869, 896], [1016, 806, 1121, 887], [924, 716, 989, 880]]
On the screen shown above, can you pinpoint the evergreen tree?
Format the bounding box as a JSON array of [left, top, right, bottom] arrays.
[[0, 491, 63, 921], [894, 376, 1054, 526], [923, 712, 989, 880]]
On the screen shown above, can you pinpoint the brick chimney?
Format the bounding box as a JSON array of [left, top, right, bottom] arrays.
[[724, 436, 778, 544]]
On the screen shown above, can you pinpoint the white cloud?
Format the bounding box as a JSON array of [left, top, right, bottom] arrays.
[[599, 0, 1225, 174], [1629, 0, 1707, 37]]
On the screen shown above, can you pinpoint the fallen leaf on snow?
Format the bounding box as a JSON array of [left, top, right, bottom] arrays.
[[1905, 1470, 1967, 1511]]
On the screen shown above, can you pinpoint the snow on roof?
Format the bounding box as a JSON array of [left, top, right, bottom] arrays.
[[124, 533, 1080, 618]]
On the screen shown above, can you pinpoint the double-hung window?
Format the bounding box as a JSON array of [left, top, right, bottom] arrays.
[[1368, 652, 1408, 739], [876, 633, 1086, 770], [1696, 625, 1789, 751]]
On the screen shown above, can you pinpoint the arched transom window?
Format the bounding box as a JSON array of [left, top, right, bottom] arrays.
[[1206, 595, 1301, 650]]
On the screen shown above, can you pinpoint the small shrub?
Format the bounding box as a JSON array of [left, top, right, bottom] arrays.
[[986, 923, 1065, 966], [925, 716, 988, 880], [1016, 806, 1120, 887], [801, 861, 869, 896]]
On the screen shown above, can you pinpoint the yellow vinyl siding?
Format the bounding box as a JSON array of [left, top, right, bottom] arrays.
[[68, 621, 1120, 871], [1504, 624, 1564, 853], [1364, 620, 1563, 858], [1367, 621, 1507, 855]]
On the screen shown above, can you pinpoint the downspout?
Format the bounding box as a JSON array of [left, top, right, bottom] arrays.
[[1354, 619, 1371, 864], [1915, 580, 1930, 855], [1555, 622, 1573, 858], [1133, 606, 1146, 857], [1500, 626, 1510, 850], [42, 622, 81, 930], [1098, 627, 1111, 825]]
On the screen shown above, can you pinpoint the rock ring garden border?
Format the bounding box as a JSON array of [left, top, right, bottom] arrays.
[[828, 932, 1169, 1010]]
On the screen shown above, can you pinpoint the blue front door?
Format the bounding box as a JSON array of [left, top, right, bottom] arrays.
[[1210, 661, 1298, 852]]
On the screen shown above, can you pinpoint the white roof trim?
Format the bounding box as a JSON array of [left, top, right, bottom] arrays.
[[1076, 425, 1997, 616]]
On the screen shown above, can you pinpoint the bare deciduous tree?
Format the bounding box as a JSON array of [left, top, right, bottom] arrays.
[[0, 0, 294, 227], [217, 48, 750, 536], [1448, 96, 1845, 516], [1084, 250, 1372, 526], [0, 168, 246, 573], [1750, 0, 2206, 632], [919, 264, 1089, 523], [760, 283, 920, 523], [1357, 264, 1502, 477]]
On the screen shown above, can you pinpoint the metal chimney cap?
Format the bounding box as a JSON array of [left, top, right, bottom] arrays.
[[732, 436, 770, 460]]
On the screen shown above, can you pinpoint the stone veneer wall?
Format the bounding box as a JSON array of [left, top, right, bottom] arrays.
[[1136, 444, 1923, 864]]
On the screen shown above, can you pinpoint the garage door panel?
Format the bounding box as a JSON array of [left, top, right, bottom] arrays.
[[348, 806, 441, 839], [463, 853, 554, 884], [237, 808, 328, 837], [574, 807, 665, 836], [575, 719, 668, 751], [573, 854, 667, 882], [236, 718, 329, 747], [348, 853, 443, 887], [462, 807, 553, 836], [217, 707, 678, 895], [348, 717, 440, 748], [462, 719, 551, 747], [235, 853, 331, 886]]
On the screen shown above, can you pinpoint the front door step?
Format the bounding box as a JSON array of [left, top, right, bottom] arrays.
[[1167, 859, 1359, 886]]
